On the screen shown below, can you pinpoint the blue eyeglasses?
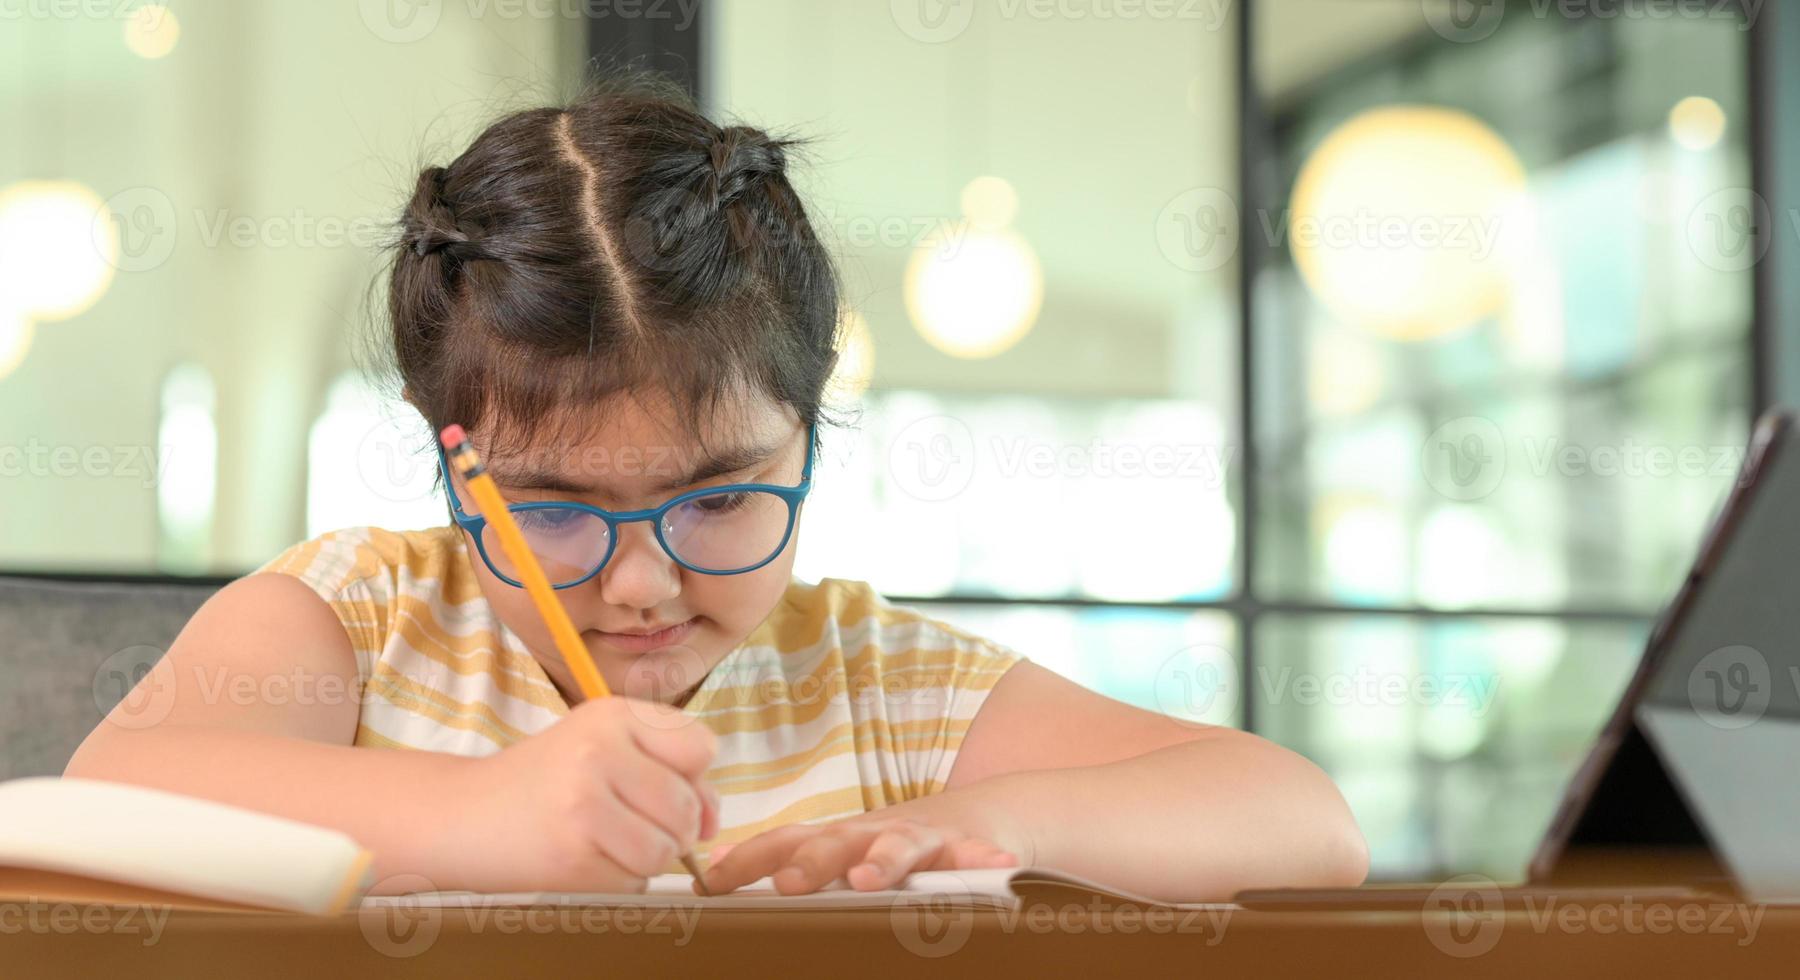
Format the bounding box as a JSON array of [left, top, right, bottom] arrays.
[[439, 424, 816, 588]]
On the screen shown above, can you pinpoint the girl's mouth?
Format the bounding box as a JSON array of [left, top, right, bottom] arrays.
[[588, 616, 700, 655]]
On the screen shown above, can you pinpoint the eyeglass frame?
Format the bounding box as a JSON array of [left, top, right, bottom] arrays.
[[438, 422, 817, 588]]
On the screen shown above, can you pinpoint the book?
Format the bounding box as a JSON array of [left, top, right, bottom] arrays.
[[0, 777, 373, 915], [0, 776, 1230, 915], [361, 867, 1235, 912]]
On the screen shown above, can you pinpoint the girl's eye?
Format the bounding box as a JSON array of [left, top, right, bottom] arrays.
[[692, 492, 752, 514], [516, 508, 585, 532]]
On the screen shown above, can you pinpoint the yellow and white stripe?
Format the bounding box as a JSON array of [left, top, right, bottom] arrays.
[[255, 525, 1025, 872]]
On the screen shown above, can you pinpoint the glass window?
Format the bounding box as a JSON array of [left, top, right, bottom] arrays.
[[915, 603, 1241, 729], [1252, 2, 1753, 612], [1255, 614, 1648, 878], [0, 5, 581, 571], [306, 372, 444, 539], [711, 0, 1242, 603]]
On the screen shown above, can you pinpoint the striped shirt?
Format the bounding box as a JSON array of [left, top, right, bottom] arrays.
[[253, 525, 1026, 872]]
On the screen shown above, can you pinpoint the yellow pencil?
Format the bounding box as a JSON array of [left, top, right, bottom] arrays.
[[439, 424, 711, 894]]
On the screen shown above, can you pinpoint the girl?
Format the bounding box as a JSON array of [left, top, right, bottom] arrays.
[[67, 76, 1367, 902]]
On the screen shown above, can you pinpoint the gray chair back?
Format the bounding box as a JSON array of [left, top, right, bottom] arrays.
[[0, 575, 221, 779]]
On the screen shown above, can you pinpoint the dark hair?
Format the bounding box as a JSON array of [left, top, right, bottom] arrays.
[[383, 74, 842, 467]]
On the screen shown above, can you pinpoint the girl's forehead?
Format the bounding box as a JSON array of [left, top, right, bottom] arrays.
[[477, 391, 792, 455], [470, 396, 799, 494]]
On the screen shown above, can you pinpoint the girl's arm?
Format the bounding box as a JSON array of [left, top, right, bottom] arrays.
[[703, 661, 1368, 902], [863, 726, 1369, 902], [64, 573, 721, 894], [63, 573, 482, 886], [939, 658, 1370, 897]]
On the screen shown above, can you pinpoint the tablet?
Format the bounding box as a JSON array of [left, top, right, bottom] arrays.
[[1529, 409, 1799, 899]]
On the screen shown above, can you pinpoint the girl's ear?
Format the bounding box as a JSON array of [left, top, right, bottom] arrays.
[[400, 384, 415, 405]]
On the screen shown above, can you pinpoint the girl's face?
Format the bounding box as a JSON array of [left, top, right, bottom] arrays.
[[445, 394, 808, 707]]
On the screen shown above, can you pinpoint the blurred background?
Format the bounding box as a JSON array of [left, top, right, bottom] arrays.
[[2, 0, 1791, 880]]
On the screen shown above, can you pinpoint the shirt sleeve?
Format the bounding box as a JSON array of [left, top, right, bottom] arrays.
[[874, 605, 1028, 801], [251, 528, 391, 686]]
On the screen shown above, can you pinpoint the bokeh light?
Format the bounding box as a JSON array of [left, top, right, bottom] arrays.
[[905, 226, 1043, 359], [1288, 105, 1527, 342], [0, 181, 119, 322], [124, 5, 181, 60], [1668, 95, 1726, 151]]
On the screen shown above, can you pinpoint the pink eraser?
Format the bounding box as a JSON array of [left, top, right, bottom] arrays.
[[439, 424, 468, 449]]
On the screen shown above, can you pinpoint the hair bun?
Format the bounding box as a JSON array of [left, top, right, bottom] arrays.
[[708, 126, 787, 210], [404, 166, 484, 261]]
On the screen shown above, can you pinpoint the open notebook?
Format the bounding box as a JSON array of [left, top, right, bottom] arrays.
[[0, 777, 1226, 914], [361, 867, 1233, 912]]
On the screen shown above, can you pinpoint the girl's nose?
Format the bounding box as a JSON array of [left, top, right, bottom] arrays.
[[596, 521, 681, 609]]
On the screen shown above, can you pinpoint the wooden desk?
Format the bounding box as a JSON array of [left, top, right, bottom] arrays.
[[3, 890, 1795, 978]]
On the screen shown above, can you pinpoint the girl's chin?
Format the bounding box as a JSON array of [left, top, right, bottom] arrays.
[[609, 640, 718, 703]]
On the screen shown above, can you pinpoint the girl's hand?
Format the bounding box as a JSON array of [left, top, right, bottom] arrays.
[[700, 814, 1026, 895], [435, 696, 720, 894]]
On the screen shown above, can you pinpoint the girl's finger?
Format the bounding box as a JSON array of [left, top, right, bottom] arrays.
[[774, 826, 876, 895], [700, 824, 812, 893], [846, 824, 945, 891]]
